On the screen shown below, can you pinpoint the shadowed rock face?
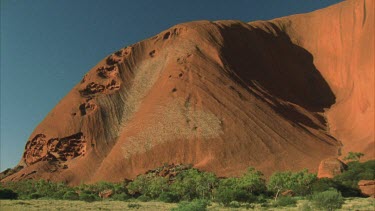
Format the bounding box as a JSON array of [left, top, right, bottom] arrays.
[[1, 0, 373, 185]]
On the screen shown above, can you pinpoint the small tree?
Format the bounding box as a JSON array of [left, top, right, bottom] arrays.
[[127, 175, 149, 196], [267, 169, 316, 200], [214, 167, 265, 206], [170, 169, 218, 200], [127, 174, 169, 199], [267, 171, 293, 200], [344, 152, 364, 162], [237, 167, 266, 195]]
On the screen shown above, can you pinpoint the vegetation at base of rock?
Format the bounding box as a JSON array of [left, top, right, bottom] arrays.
[[0, 159, 373, 209], [267, 169, 316, 199], [213, 167, 266, 206], [0, 188, 18, 199], [79, 193, 98, 202], [270, 196, 297, 207], [171, 199, 210, 211], [334, 160, 375, 191], [62, 191, 79, 200], [311, 189, 344, 210]]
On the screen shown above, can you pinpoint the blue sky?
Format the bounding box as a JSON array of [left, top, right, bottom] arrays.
[[0, 0, 342, 171]]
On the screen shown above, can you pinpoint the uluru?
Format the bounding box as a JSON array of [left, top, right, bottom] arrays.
[[1, 0, 373, 186]]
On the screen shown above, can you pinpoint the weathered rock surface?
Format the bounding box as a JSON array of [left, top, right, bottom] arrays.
[[317, 158, 347, 178], [358, 180, 375, 197], [1, 0, 373, 185]]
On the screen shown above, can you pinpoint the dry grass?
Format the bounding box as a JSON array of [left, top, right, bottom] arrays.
[[0, 200, 176, 211], [0, 198, 373, 211], [341, 197, 375, 211]]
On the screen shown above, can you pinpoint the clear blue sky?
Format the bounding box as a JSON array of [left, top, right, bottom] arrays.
[[0, 0, 342, 171]]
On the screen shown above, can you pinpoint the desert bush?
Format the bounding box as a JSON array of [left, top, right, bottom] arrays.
[[0, 188, 18, 199], [344, 152, 364, 162], [170, 169, 218, 200], [171, 199, 210, 211], [271, 196, 297, 207], [334, 160, 375, 187], [214, 177, 257, 206], [79, 193, 98, 202], [53, 189, 69, 199], [267, 169, 316, 199], [214, 167, 265, 206], [228, 200, 241, 208], [158, 191, 180, 203], [62, 191, 79, 200], [76, 181, 122, 196], [29, 192, 42, 199], [237, 167, 266, 195], [127, 174, 169, 199], [137, 195, 151, 202], [311, 178, 338, 193], [111, 193, 130, 201], [311, 189, 344, 211], [1, 179, 74, 199]]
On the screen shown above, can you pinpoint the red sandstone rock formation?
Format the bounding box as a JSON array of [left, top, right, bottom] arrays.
[[358, 180, 375, 197], [1, 0, 373, 185], [317, 158, 347, 178]]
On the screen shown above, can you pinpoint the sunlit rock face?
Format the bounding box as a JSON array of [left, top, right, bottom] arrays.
[[1, 0, 373, 185]]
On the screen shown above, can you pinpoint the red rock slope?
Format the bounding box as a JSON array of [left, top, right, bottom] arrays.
[[1, 0, 373, 185]]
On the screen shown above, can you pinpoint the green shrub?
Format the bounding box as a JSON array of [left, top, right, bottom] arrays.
[[170, 169, 218, 201], [53, 189, 69, 199], [237, 167, 266, 195], [1, 179, 74, 199], [213, 168, 265, 206], [79, 193, 98, 202], [331, 160, 374, 197], [311, 189, 344, 211], [344, 152, 364, 162], [137, 195, 151, 202], [272, 196, 297, 207], [111, 193, 130, 201], [312, 178, 338, 193], [158, 192, 180, 203], [171, 199, 210, 211], [0, 188, 18, 199], [75, 181, 126, 197], [244, 202, 255, 209], [127, 203, 141, 209], [63, 191, 79, 200], [214, 178, 257, 206], [29, 193, 42, 199], [268, 169, 316, 199], [228, 201, 241, 208], [127, 175, 169, 199]]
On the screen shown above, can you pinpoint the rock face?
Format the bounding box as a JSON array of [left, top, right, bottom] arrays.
[[358, 180, 375, 197], [1, 0, 373, 185], [317, 158, 347, 178]]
